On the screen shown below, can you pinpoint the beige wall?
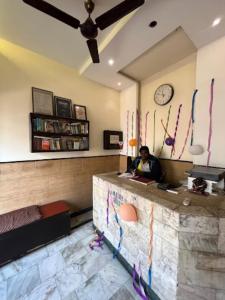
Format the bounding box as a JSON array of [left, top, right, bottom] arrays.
[[120, 83, 138, 157], [195, 36, 225, 168], [141, 54, 196, 161], [0, 38, 120, 162]]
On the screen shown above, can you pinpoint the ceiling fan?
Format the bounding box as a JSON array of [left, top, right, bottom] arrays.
[[23, 0, 145, 63]]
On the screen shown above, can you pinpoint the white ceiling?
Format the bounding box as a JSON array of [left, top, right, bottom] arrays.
[[0, 0, 225, 90], [121, 27, 197, 81]]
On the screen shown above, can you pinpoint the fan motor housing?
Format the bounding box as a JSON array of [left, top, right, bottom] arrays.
[[80, 17, 98, 39]]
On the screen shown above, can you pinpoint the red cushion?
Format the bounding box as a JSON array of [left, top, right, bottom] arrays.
[[39, 201, 70, 218]]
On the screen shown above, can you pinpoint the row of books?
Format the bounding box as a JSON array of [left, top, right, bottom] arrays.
[[33, 136, 89, 151], [33, 118, 88, 135]]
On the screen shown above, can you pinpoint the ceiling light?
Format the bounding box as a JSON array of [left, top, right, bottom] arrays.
[[108, 59, 114, 66], [117, 82, 122, 86], [212, 17, 221, 27]]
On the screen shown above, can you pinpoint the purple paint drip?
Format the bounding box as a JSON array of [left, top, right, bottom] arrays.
[[132, 265, 149, 300], [106, 190, 110, 227]]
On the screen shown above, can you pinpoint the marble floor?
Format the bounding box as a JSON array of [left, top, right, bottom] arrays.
[[0, 222, 140, 300]]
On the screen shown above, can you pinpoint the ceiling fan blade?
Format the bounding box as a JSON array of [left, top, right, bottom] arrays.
[[23, 0, 80, 29], [87, 39, 100, 63], [95, 0, 145, 30]]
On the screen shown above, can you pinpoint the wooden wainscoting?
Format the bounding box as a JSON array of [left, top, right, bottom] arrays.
[[0, 155, 120, 215], [159, 159, 193, 184], [119, 155, 193, 184]]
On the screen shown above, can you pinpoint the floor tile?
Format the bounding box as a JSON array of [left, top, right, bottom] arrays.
[[109, 285, 136, 300], [39, 252, 65, 282], [63, 291, 79, 300], [69, 223, 94, 245], [7, 265, 41, 300], [0, 248, 47, 283], [61, 241, 88, 266], [0, 281, 7, 300], [99, 260, 130, 296], [56, 265, 87, 298], [0, 222, 134, 300], [0, 261, 23, 283], [75, 273, 112, 300], [46, 236, 73, 255], [25, 278, 61, 300], [73, 247, 113, 280], [18, 247, 48, 270]]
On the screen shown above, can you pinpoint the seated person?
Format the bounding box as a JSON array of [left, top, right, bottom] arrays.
[[130, 146, 162, 182]]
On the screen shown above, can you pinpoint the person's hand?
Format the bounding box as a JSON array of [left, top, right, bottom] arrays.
[[131, 169, 137, 176], [135, 169, 144, 176]]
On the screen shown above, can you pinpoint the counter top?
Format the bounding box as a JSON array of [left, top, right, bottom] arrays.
[[94, 172, 225, 218]]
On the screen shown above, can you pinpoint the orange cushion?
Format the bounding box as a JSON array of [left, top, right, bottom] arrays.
[[39, 201, 70, 218]]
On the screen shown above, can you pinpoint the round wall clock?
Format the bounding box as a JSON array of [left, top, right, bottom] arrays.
[[154, 84, 174, 106]]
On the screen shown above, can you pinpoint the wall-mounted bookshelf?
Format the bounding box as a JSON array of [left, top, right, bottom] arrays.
[[30, 113, 89, 152]]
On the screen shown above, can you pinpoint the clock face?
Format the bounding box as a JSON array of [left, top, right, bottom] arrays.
[[154, 84, 174, 106]]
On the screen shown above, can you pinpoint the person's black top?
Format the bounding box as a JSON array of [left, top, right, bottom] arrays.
[[129, 155, 162, 182]]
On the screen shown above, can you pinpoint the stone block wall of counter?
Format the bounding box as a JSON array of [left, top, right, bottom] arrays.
[[93, 175, 225, 300]]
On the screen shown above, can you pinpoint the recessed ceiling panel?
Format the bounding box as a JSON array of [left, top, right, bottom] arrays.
[[121, 27, 197, 81]]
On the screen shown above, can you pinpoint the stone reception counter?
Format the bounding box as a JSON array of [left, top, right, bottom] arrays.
[[93, 173, 225, 300]]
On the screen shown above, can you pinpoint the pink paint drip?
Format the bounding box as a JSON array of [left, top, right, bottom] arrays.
[[144, 112, 149, 146], [126, 111, 130, 156], [178, 114, 192, 160], [171, 104, 182, 158], [153, 110, 156, 153]]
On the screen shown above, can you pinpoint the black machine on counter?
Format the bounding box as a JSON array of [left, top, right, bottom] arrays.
[[186, 166, 225, 195]]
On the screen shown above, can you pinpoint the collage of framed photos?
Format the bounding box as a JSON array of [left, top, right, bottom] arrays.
[[32, 87, 87, 120]]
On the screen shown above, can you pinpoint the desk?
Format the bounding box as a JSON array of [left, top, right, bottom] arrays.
[[93, 173, 225, 300]]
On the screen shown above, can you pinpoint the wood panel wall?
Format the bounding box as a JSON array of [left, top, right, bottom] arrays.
[[160, 159, 193, 184], [119, 155, 193, 184], [0, 155, 192, 215], [0, 155, 120, 215]]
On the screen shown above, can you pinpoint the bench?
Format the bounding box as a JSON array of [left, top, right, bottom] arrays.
[[0, 201, 70, 266]]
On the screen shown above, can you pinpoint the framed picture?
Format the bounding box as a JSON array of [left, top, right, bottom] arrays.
[[32, 87, 54, 115], [74, 104, 87, 120], [54, 96, 72, 118], [103, 130, 123, 149]]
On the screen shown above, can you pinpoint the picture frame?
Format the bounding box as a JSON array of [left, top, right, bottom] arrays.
[[103, 130, 123, 150], [32, 87, 54, 115], [74, 104, 87, 120], [54, 96, 72, 118]]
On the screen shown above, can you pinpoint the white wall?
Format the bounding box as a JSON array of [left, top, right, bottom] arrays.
[[195, 36, 225, 167], [120, 83, 138, 157], [141, 54, 196, 161], [0, 39, 121, 162]]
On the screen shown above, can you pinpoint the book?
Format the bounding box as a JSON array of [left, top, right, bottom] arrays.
[[129, 176, 155, 185], [42, 139, 50, 151], [62, 122, 71, 134], [45, 120, 54, 133], [53, 121, 60, 133], [33, 137, 42, 151], [73, 138, 80, 150]]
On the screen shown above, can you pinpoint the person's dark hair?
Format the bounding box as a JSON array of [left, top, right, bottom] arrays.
[[139, 146, 150, 154]]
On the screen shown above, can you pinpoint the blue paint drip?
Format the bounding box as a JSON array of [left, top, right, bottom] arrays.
[[148, 267, 152, 288], [113, 213, 123, 259]]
